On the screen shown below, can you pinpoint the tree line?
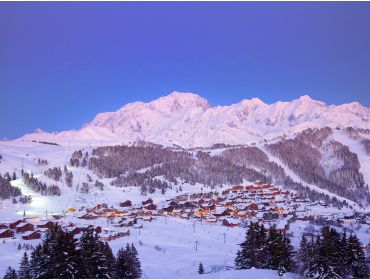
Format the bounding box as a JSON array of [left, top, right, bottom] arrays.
[[235, 222, 295, 276], [267, 127, 370, 205], [3, 224, 142, 279], [298, 226, 369, 279], [235, 222, 369, 278], [22, 172, 61, 196], [0, 174, 21, 199]]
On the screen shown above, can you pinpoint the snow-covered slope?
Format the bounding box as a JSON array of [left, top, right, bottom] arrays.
[[18, 91, 370, 147]]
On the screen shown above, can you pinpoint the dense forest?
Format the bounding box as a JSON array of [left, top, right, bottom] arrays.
[[267, 128, 370, 205], [4, 225, 142, 279]]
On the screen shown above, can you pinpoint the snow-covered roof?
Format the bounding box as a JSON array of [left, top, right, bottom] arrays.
[[0, 229, 12, 235]]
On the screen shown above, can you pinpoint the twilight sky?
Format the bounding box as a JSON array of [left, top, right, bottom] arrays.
[[1, 2, 370, 139]]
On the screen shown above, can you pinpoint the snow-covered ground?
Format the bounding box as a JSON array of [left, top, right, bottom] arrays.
[[1, 137, 370, 279], [0, 214, 302, 279]]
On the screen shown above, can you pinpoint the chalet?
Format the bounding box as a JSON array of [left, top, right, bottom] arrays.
[[96, 203, 108, 210], [163, 205, 175, 213], [95, 226, 102, 234], [142, 198, 153, 205], [118, 219, 135, 227], [22, 231, 41, 240], [246, 203, 258, 211], [295, 215, 314, 221], [263, 211, 279, 221], [144, 204, 157, 211], [202, 204, 216, 212], [194, 208, 207, 216], [70, 226, 88, 236], [237, 210, 253, 218], [9, 220, 24, 229], [222, 218, 240, 227], [169, 201, 180, 209], [232, 185, 244, 192], [214, 207, 233, 217], [15, 222, 34, 233], [120, 200, 132, 207], [37, 221, 54, 230], [182, 201, 195, 209], [0, 229, 14, 238], [78, 213, 98, 220]]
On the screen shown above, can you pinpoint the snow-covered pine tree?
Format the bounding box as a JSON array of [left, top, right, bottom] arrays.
[[298, 234, 311, 274], [306, 235, 324, 279], [51, 225, 82, 278], [18, 251, 32, 279], [256, 224, 268, 268], [198, 263, 204, 274], [29, 244, 45, 279], [115, 244, 142, 279], [235, 222, 260, 269], [347, 233, 369, 279], [115, 247, 128, 278], [30, 224, 83, 279], [366, 242, 370, 264], [278, 235, 295, 275], [3, 266, 17, 279], [339, 231, 349, 277], [321, 226, 342, 279], [102, 241, 117, 278], [130, 244, 142, 279], [307, 226, 342, 279], [79, 228, 116, 279]]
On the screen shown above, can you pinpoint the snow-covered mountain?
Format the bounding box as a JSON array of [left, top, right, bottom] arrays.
[[18, 91, 370, 147]]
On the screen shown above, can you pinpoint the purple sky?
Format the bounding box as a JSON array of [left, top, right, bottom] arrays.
[[1, 2, 370, 139]]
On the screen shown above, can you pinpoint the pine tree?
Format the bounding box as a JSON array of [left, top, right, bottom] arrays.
[[115, 247, 128, 278], [102, 242, 116, 278], [18, 251, 32, 279], [115, 244, 142, 279], [255, 224, 267, 268], [307, 235, 325, 279], [279, 235, 295, 275], [79, 228, 116, 278], [321, 226, 342, 279], [339, 231, 349, 278], [29, 244, 46, 279], [366, 242, 370, 264], [298, 234, 310, 274], [130, 244, 142, 279], [12, 172, 16, 181], [3, 267, 17, 279], [51, 226, 82, 278], [198, 262, 204, 274], [306, 226, 342, 279], [235, 222, 262, 269], [347, 233, 369, 279], [264, 226, 295, 275], [30, 224, 83, 279]]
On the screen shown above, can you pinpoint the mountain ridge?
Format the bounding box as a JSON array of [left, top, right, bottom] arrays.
[[18, 91, 370, 147]]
